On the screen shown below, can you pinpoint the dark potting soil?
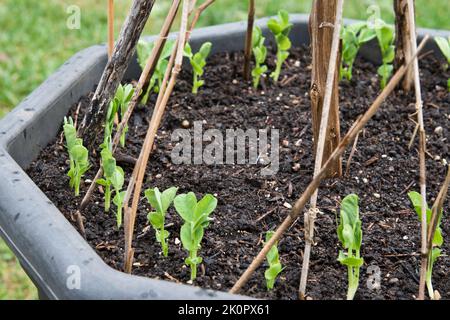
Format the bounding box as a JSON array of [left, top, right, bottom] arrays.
[[27, 45, 449, 300]]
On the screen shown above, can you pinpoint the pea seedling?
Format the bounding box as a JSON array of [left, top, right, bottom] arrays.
[[267, 10, 292, 83], [264, 231, 283, 290], [251, 26, 268, 89], [184, 42, 212, 94], [104, 84, 134, 150], [408, 191, 443, 299], [337, 194, 364, 300], [434, 36, 450, 91], [96, 148, 125, 228], [63, 117, 90, 196], [137, 40, 175, 103], [375, 23, 395, 89], [144, 187, 178, 257], [340, 22, 376, 81], [174, 192, 217, 280]]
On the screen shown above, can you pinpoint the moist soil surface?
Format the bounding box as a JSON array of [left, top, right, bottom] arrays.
[[27, 45, 450, 300]]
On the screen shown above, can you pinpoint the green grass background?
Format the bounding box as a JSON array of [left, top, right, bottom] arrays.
[[0, 0, 448, 299]]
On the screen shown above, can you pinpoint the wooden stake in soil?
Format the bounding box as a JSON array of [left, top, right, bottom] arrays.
[[394, 0, 415, 91], [243, 0, 255, 81], [108, 0, 115, 59], [78, 0, 181, 212], [78, 0, 156, 147], [123, 0, 217, 274], [403, 0, 428, 300], [229, 36, 429, 295], [298, 0, 344, 300], [309, 0, 342, 179]]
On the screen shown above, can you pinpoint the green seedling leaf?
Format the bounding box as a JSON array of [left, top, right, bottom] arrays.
[[145, 187, 178, 257], [337, 194, 364, 300], [375, 23, 395, 88], [340, 23, 376, 81], [267, 10, 292, 83], [137, 40, 174, 103], [264, 231, 283, 290], [175, 192, 217, 280], [184, 42, 212, 94], [63, 117, 90, 196], [99, 146, 124, 227], [251, 26, 268, 89]]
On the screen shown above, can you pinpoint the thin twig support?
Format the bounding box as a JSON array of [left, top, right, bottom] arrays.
[[229, 36, 429, 295], [299, 0, 344, 299], [78, 0, 181, 212], [243, 0, 255, 80], [404, 0, 428, 300], [123, 0, 216, 273], [108, 0, 115, 59]]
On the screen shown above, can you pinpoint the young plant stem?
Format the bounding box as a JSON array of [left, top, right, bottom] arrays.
[[123, 0, 216, 274], [78, 0, 156, 147], [299, 0, 344, 300], [105, 185, 111, 212], [189, 250, 198, 280], [243, 0, 255, 80], [405, 0, 427, 300], [78, 0, 180, 212], [108, 0, 114, 59], [229, 36, 429, 294]]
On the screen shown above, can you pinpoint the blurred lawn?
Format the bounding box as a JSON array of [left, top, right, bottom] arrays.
[[0, 0, 448, 300]]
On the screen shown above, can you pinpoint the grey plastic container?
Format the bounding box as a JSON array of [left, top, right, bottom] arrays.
[[0, 14, 448, 300]]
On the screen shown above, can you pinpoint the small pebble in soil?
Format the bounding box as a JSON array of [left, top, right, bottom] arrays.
[[389, 278, 399, 284], [373, 193, 381, 199], [292, 163, 301, 172], [181, 120, 190, 128], [434, 126, 443, 135], [403, 235, 409, 240], [283, 202, 292, 209]]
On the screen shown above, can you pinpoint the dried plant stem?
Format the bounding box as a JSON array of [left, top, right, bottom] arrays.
[[345, 131, 360, 176], [404, 0, 427, 300], [243, 0, 255, 80], [78, 0, 181, 212], [298, 0, 344, 300], [108, 0, 115, 58], [229, 36, 429, 294], [427, 166, 450, 252], [123, 0, 216, 273]]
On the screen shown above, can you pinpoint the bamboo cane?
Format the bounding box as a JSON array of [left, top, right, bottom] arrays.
[[123, 0, 217, 273], [405, 0, 428, 300]]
